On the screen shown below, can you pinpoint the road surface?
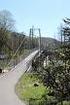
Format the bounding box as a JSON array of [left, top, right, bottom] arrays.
[[0, 50, 38, 105]]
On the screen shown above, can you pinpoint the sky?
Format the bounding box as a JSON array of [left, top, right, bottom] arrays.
[[0, 0, 70, 38]]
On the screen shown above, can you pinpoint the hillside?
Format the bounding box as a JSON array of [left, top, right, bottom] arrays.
[[41, 37, 60, 50]]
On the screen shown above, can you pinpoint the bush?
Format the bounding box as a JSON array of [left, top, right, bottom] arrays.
[[57, 101, 70, 105]]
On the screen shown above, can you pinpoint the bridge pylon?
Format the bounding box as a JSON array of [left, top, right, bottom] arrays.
[[29, 26, 41, 54]]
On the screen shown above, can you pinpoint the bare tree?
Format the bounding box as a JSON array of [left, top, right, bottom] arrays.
[[0, 10, 15, 31], [0, 10, 15, 51]]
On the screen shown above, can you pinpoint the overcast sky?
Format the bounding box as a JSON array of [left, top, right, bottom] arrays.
[[0, 0, 70, 38]]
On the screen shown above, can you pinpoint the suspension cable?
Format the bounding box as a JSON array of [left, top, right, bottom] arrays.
[[5, 37, 26, 69]]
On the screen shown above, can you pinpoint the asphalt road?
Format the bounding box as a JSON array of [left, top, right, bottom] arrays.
[[0, 50, 38, 105]]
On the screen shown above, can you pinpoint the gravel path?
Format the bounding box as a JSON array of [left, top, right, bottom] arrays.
[[0, 50, 38, 105]]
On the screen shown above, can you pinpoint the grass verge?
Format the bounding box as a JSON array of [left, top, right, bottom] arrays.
[[15, 73, 48, 104]]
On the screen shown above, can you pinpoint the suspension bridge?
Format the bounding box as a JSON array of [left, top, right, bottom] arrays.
[[0, 27, 42, 105]]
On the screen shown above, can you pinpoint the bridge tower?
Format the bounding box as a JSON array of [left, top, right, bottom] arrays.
[[29, 26, 34, 49], [29, 26, 41, 54]]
